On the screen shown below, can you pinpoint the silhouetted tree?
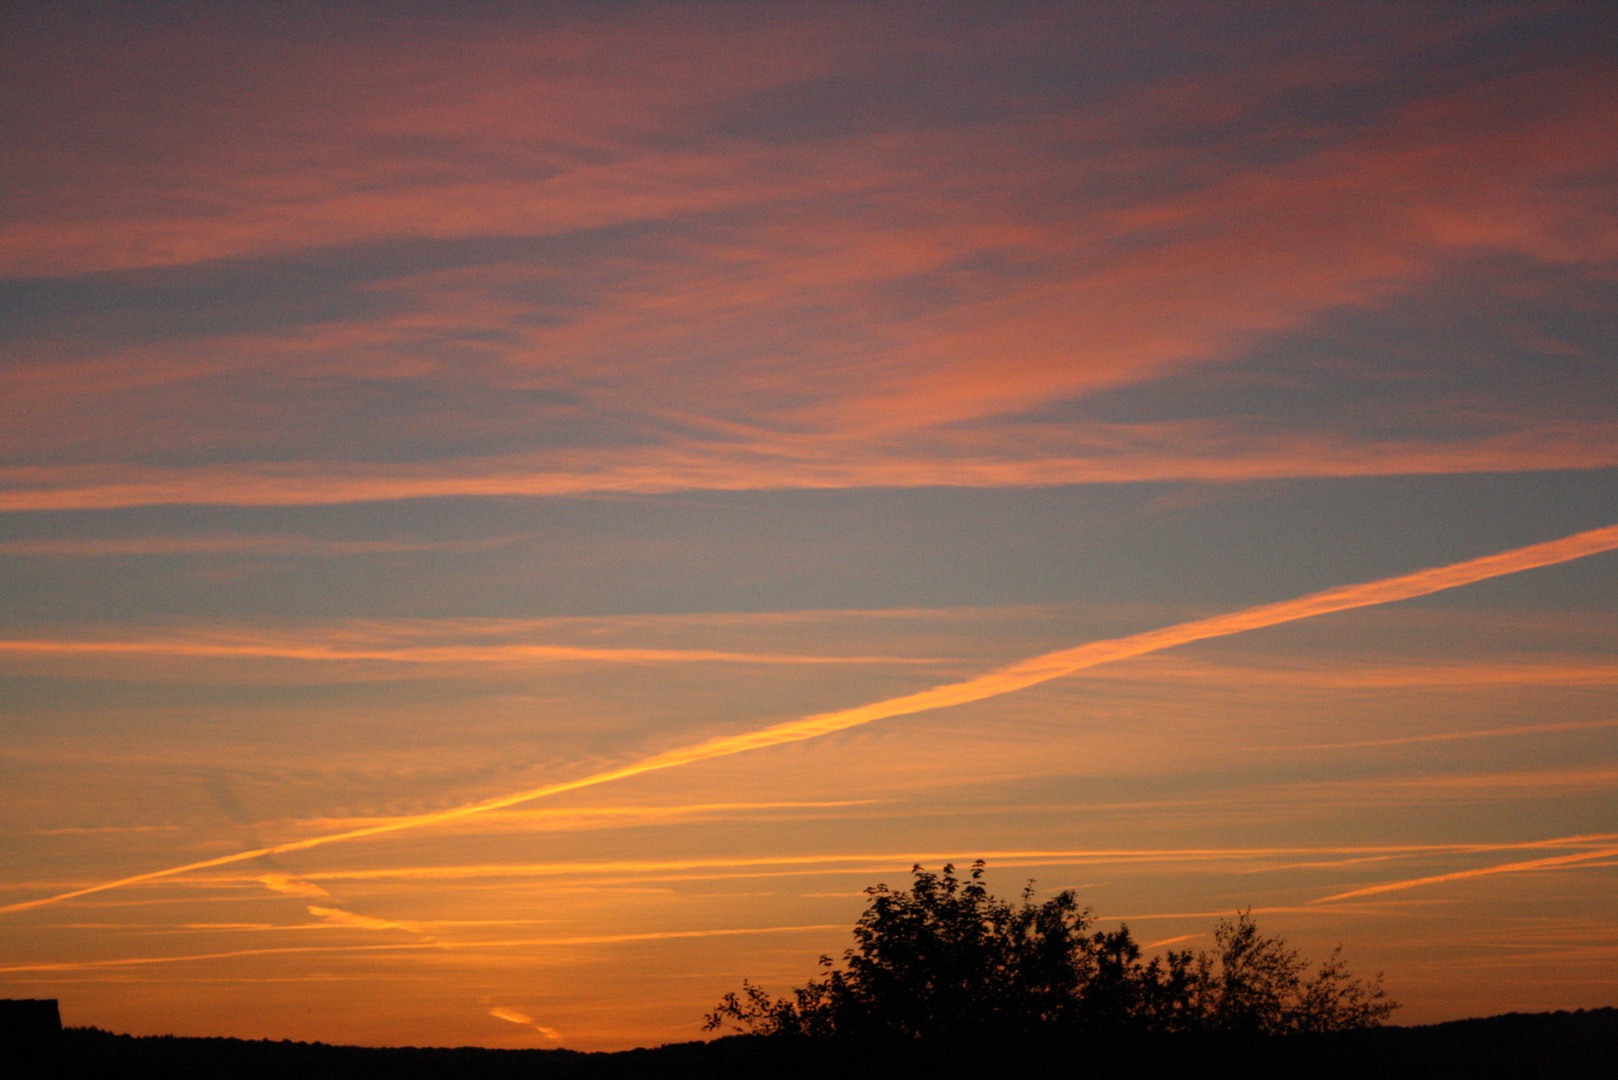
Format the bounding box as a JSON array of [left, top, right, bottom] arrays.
[[1199, 912, 1398, 1035], [705, 862, 1394, 1041]]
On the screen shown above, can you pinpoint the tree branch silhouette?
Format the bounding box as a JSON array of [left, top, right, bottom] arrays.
[[706, 861, 1395, 1041]]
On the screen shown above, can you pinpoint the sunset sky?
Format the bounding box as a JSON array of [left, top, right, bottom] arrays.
[[3, 0, 1617, 1052]]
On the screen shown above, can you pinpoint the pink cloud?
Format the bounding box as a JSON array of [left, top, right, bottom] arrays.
[[3, 10, 1615, 507]]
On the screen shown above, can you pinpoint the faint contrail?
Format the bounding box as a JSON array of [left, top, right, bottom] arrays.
[[278, 837, 1617, 882], [0, 924, 847, 973], [1311, 844, 1618, 904], [0, 638, 927, 666], [4, 522, 1616, 916]]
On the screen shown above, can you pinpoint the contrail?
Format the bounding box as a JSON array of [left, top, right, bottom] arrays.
[[273, 837, 1618, 883], [1311, 843, 1618, 904], [4, 522, 1616, 917], [0, 925, 848, 973], [0, 638, 926, 666]]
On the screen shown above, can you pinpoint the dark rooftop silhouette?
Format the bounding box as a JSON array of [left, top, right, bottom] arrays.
[[1, 998, 64, 1077]]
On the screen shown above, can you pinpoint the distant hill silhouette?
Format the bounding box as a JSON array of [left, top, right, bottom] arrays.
[[56, 1009, 1618, 1079]]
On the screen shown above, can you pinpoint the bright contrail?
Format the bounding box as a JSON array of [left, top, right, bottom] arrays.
[[4, 522, 1616, 916]]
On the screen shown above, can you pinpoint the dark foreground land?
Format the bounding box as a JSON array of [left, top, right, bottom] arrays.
[[42, 1009, 1618, 1079]]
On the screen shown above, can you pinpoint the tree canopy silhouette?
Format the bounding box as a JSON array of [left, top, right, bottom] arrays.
[[706, 861, 1395, 1042]]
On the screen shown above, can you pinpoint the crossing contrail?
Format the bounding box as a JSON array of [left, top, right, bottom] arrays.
[[4, 522, 1616, 917]]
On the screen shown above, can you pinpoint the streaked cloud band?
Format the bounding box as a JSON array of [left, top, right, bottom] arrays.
[[3, 522, 1614, 916]]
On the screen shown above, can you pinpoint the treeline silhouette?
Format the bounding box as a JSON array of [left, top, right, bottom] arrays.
[[19, 863, 1618, 1076], [706, 861, 1393, 1040], [53, 1011, 1618, 1078]]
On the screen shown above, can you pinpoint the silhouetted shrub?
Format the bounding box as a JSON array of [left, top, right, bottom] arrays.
[[705, 861, 1395, 1041]]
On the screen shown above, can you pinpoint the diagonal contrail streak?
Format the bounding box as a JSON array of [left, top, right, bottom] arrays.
[[4, 522, 1616, 917], [1310, 844, 1618, 903]]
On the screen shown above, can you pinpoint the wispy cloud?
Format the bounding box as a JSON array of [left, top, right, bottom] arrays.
[[256, 874, 329, 898], [4, 522, 1614, 916], [1140, 934, 1199, 949], [304, 904, 439, 945], [3, 10, 1616, 512], [5, 426, 1617, 513], [489, 1007, 561, 1041]]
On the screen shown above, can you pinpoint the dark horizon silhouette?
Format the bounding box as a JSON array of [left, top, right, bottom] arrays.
[[34, 1007, 1618, 1080], [11, 865, 1617, 1075]]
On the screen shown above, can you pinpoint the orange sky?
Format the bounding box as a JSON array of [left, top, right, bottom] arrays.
[[2, 0, 1617, 1051]]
